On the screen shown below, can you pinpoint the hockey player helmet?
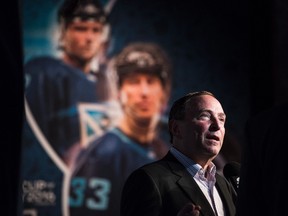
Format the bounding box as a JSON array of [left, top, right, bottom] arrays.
[[58, 0, 107, 26], [115, 42, 172, 95]]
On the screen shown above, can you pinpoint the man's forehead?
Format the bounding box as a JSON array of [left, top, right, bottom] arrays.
[[187, 95, 224, 111], [122, 72, 162, 80], [68, 19, 104, 26]]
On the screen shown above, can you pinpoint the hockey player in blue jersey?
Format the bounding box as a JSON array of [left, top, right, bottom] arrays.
[[69, 42, 173, 216], [24, 0, 119, 166]]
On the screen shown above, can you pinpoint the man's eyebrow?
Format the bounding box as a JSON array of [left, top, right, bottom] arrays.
[[200, 110, 226, 118], [218, 113, 226, 119]]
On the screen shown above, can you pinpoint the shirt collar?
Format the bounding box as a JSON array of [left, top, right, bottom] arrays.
[[170, 146, 217, 179]]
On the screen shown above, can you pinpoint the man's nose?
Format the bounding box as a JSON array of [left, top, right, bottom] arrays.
[[210, 118, 221, 131], [139, 82, 150, 94]]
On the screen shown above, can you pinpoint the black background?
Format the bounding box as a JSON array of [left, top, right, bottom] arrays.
[[2, 0, 288, 215]]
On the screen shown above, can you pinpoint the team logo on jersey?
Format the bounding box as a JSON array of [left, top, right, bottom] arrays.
[[78, 103, 112, 147]]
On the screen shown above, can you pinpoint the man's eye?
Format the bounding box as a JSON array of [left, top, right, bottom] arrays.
[[219, 117, 226, 123], [74, 26, 86, 31], [93, 27, 101, 33], [199, 113, 210, 120]]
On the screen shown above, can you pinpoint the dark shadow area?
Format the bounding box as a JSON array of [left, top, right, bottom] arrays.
[[0, 0, 24, 215], [3, 0, 288, 214]]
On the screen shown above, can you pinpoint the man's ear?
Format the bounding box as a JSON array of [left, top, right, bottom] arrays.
[[57, 26, 66, 50], [169, 119, 181, 139], [118, 90, 126, 106]]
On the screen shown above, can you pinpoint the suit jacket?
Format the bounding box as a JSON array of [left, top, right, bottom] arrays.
[[121, 152, 236, 216]]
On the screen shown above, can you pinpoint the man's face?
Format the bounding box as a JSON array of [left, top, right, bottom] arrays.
[[61, 20, 105, 62], [119, 73, 166, 124], [178, 95, 226, 160]]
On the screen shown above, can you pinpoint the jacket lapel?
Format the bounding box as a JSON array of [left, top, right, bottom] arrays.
[[164, 152, 216, 216], [215, 174, 236, 216]]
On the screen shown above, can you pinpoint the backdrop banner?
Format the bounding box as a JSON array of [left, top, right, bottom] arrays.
[[19, 0, 250, 215]]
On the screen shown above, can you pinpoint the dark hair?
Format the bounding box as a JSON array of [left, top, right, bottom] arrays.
[[168, 91, 215, 143]]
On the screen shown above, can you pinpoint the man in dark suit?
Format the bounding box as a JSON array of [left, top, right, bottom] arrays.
[[120, 91, 237, 216], [237, 102, 288, 216]]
